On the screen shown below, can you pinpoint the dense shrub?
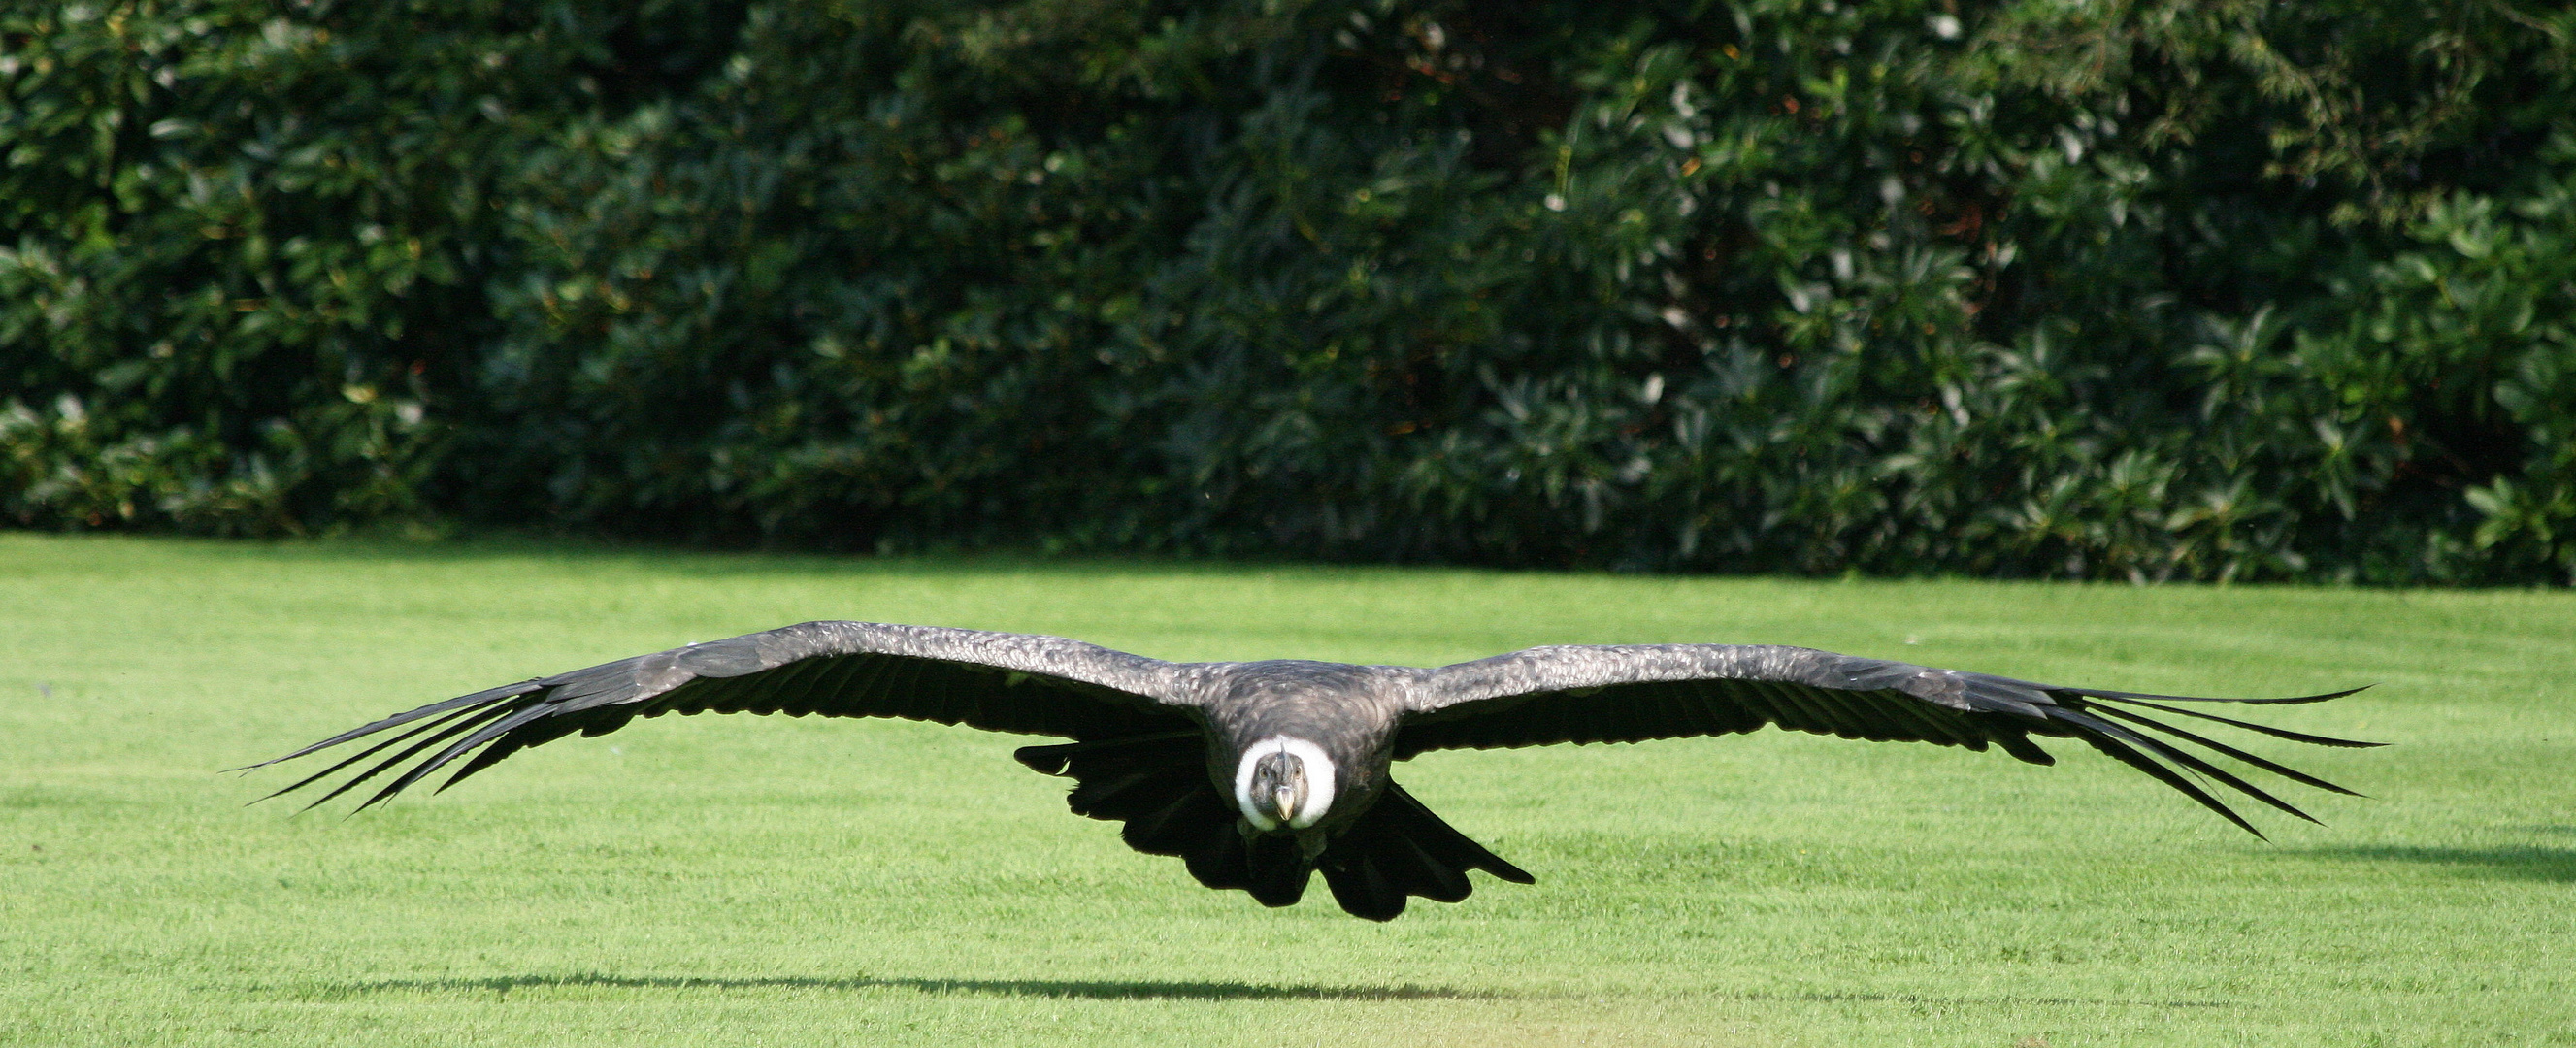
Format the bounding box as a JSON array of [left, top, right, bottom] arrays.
[[4, 0, 2572, 581]]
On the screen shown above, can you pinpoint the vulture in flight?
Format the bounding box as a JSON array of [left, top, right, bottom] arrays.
[[247, 622, 2375, 921]]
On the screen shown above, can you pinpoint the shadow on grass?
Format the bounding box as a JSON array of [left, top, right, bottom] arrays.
[[292, 975, 2236, 1010], [297, 972, 1498, 1001], [1717, 990, 2233, 1010], [2298, 844, 2576, 882]]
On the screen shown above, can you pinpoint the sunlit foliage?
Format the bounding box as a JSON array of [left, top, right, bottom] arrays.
[[4, 0, 2571, 580]]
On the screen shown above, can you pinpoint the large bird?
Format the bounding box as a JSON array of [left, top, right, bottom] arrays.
[[247, 622, 2375, 920]]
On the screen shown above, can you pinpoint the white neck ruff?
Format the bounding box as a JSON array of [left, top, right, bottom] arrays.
[[1233, 736, 1337, 831]]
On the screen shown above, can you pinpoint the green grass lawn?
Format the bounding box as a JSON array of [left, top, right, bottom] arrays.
[[1, 534, 2569, 1047]]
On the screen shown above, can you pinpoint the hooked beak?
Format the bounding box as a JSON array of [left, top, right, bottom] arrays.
[[1262, 784, 1298, 826]]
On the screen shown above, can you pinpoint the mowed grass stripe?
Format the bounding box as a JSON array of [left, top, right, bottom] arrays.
[[0, 534, 2568, 1047]]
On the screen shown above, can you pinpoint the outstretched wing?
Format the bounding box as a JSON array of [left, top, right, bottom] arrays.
[[244, 621, 1210, 811], [1400, 644, 2377, 836]]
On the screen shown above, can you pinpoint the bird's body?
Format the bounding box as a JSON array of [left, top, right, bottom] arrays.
[[1206, 660, 1397, 827], [248, 621, 2376, 920]]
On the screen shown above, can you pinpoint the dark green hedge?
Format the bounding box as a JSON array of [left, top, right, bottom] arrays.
[[5, 0, 2573, 581]]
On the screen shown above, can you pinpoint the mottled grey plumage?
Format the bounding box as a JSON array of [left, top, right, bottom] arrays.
[[246, 621, 2377, 920]]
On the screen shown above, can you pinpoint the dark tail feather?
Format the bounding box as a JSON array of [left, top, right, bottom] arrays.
[[1184, 830, 1314, 906], [1013, 734, 1313, 908], [1317, 781, 1533, 922], [1011, 740, 1530, 919]]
